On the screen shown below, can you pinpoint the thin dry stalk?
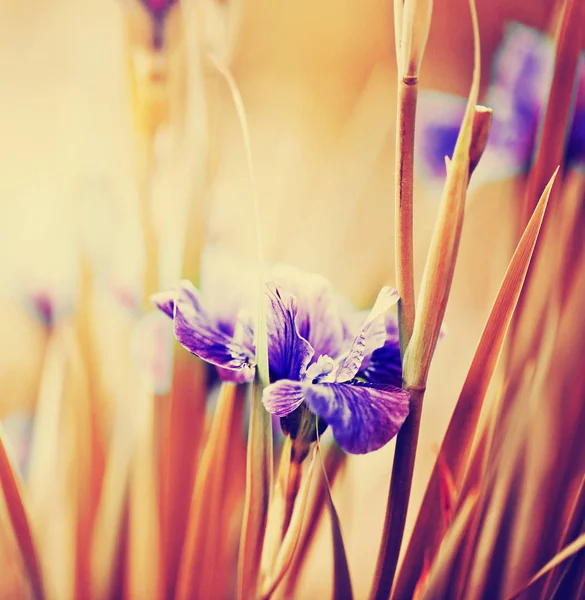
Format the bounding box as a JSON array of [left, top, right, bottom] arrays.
[[0, 425, 45, 600], [175, 384, 245, 600], [370, 3, 481, 596]]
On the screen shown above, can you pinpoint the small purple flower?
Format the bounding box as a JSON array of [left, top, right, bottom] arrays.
[[262, 286, 410, 455]]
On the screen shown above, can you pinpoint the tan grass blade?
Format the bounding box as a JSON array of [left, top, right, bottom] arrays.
[[261, 437, 295, 578], [468, 107, 492, 178], [158, 350, 208, 600], [90, 373, 147, 600], [207, 54, 274, 600], [420, 491, 479, 599], [393, 170, 558, 598], [175, 383, 245, 600], [260, 448, 317, 600], [125, 388, 160, 599], [0, 491, 36, 598], [393, 0, 434, 349], [284, 444, 346, 597], [541, 476, 585, 598], [237, 381, 274, 599], [519, 0, 584, 228], [506, 532, 585, 600], [26, 327, 70, 600], [205, 52, 274, 600], [318, 442, 353, 600], [0, 424, 45, 600]]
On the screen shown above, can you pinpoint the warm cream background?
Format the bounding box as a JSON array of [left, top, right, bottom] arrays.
[[0, 0, 554, 596]]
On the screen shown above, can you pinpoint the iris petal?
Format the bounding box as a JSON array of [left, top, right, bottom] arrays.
[[266, 283, 314, 382], [304, 381, 410, 454], [174, 281, 255, 381], [336, 287, 399, 383], [359, 343, 403, 388], [262, 380, 306, 417], [271, 265, 344, 359]]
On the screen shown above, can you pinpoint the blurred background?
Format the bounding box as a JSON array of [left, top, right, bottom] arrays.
[[0, 0, 579, 596]]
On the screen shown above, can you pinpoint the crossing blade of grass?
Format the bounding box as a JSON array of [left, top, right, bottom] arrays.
[[541, 476, 585, 598], [0, 424, 45, 600], [284, 444, 346, 597], [506, 532, 585, 600], [519, 0, 584, 228], [317, 440, 353, 600], [260, 448, 317, 599], [420, 491, 479, 599]]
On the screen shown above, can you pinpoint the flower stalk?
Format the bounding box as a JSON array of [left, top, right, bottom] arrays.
[[393, 0, 433, 354], [394, 78, 417, 353]]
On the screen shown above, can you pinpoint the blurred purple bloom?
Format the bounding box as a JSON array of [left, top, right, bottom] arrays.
[[139, 0, 177, 18], [416, 23, 585, 187]]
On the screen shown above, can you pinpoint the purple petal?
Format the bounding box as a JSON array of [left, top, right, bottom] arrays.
[[359, 343, 403, 388], [262, 380, 306, 417], [305, 381, 410, 454], [336, 287, 399, 383], [174, 281, 255, 381], [151, 289, 176, 319], [266, 283, 314, 382], [270, 265, 344, 359], [358, 313, 402, 388]]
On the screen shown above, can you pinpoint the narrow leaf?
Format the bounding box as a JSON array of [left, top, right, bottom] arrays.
[[520, 0, 584, 227], [318, 440, 353, 600], [284, 444, 346, 597], [209, 54, 275, 600], [237, 381, 274, 600], [176, 383, 244, 600], [260, 447, 317, 599], [507, 532, 585, 600], [422, 491, 479, 599], [0, 424, 45, 600], [542, 475, 585, 597]]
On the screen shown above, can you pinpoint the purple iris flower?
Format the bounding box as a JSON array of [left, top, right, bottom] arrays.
[[416, 23, 585, 187], [153, 266, 410, 454], [263, 285, 409, 454]]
